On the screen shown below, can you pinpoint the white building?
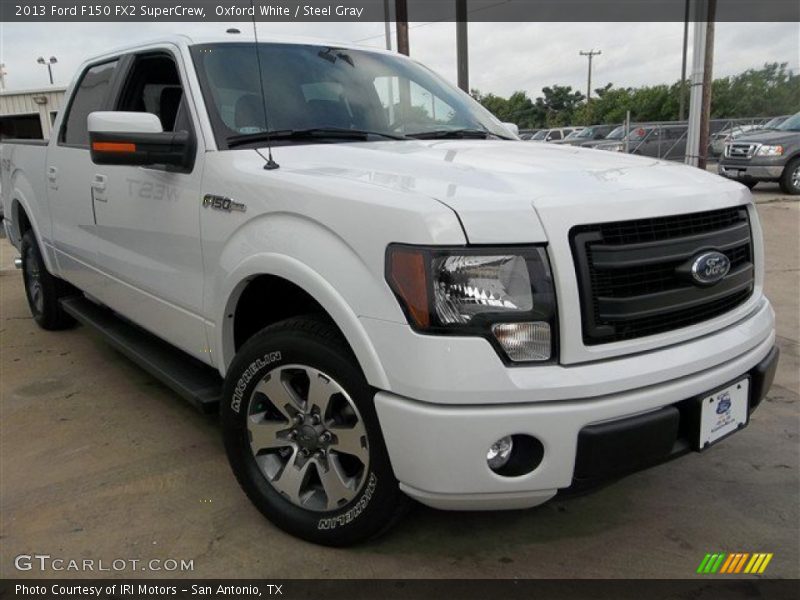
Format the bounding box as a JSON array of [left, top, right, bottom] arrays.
[[0, 86, 67, 140]]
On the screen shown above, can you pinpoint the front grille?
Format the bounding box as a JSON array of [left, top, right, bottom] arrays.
[[571, 207, 754, 345], [726, 143, 757, 159]]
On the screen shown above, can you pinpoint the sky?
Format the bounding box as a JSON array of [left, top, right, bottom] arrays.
[[1, 20, 798, 99]]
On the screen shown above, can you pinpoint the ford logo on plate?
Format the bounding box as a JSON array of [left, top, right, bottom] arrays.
[[690, 251, 731, 286]]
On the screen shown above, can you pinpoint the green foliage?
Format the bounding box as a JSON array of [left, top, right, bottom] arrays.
[[474, 63, 799, 128]]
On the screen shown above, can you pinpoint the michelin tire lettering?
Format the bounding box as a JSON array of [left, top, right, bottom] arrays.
[[231, 352, 282, 413], [318, 473, 378, 530]]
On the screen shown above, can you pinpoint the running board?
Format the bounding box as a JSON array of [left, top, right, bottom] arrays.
[[60, 296, 222, 414]]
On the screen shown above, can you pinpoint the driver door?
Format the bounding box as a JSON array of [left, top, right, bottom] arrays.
[[89, 48, 210, 363]]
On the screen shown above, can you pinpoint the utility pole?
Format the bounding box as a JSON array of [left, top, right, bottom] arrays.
[[395, 0, 409, 56], [678, 0, 690, 121], [697, 0, 716, 170], [0, 63, 6, 91], [456, 0, 469, 92], [579, 49, 601, 102]]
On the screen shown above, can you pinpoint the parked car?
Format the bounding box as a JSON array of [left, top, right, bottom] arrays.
[[719, 111, 800, 194], [518, 128, 541, 140], [596, 123, 689, 160], [552, 124, 618, 146], [1, 35, 777, 546], [529, 127, 581, 142], [757, 115, 791, 131], [711, 124, 761, 157], [579, 124, 629, 149]]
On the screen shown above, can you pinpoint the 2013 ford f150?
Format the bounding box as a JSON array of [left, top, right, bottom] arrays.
[[1, 35, 779, 546]]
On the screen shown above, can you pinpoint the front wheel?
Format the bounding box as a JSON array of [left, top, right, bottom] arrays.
[[20, 230, 76, 330], [779, 158, 800, 195], [221, 316, 409, 546]]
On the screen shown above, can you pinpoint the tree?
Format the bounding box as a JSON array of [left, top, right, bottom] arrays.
[[473, 63, 798, 128], [536, 85, 585, 126]]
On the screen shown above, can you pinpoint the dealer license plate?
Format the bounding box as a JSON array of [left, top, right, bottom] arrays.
[[699, 379, 749, 449]]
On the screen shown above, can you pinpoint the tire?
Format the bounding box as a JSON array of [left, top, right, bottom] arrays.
[[20, 230, 76, 330], [221, 316, 409, 546], [779, 158, 800, 195]]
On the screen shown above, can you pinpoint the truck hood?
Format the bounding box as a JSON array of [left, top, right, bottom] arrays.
[[733, 129, 800, 145], [271, 139, 745, 243]]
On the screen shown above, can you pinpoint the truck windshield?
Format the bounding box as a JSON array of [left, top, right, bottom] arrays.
[[776, 113, 800, 132], [191, 42, 511, 148]]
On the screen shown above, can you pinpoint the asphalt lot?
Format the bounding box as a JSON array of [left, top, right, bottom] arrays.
[[0, 183, 798, 580]]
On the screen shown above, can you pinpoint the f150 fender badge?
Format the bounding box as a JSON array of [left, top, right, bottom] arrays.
[[202, 194, 247, 213], [690, 251, 731, 286]]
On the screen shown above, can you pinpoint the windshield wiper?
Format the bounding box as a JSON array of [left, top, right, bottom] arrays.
[[228, 128, 408, 147], [407, 128, 511, 140]]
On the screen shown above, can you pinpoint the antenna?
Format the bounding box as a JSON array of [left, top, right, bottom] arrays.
[[249, 0, 280, 170]]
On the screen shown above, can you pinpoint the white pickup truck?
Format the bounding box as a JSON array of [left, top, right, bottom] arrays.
[[1, 35, 778, 546]]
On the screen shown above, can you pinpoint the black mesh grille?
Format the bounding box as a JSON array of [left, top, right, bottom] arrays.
[[588, 207, 746, 245], [571, 207, 754, 345]]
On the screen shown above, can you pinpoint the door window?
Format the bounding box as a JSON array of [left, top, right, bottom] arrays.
[[60, 60, 118, 147], [116, 54, 192, 134]]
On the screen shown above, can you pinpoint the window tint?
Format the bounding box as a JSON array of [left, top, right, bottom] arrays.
[[549, 130, 562, 140], [61, 60, 118, 146]]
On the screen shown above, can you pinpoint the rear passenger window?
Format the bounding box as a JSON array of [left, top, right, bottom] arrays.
[[61, 60, 118, 147]]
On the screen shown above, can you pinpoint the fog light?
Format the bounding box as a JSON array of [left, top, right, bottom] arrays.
[[492, 322, 551, 362], [487, 436, 514, 471]]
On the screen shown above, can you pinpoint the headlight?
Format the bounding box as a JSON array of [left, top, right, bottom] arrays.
[[600, 143, 624, 152], [756, 144, 784, 157], [386, 245, 557, 363]]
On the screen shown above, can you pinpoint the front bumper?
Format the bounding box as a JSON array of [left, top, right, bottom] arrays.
[[374, 309, 777, 511], [719, 163, 784, 181]]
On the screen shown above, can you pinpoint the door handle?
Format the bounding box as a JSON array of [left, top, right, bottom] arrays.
[[47, 166, 58, 182], [91, 174, 107, 192]]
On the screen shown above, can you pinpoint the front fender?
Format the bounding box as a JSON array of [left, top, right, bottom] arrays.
[[208, 214, 402, 389]]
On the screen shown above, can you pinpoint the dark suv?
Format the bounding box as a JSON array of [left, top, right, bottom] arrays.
[[719, 112, 800, 194]]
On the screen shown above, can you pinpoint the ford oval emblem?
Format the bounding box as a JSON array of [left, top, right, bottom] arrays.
[[690, 251, 731, 286]]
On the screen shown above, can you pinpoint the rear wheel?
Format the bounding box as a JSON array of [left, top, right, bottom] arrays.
[[21, 230, 76, 330], [779, 158, 800, 195], [221, 316, 408, 546]]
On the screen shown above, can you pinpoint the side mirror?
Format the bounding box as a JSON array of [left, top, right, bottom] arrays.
[[88, 111, 192, 169], [501, 122, 520, 137]]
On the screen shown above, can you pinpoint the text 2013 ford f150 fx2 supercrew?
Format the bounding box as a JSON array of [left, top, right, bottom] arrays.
[[1, 36, 779, 546]]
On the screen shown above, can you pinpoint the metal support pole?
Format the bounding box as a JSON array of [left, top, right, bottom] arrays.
[[383, 0, 392, 51], [456, 0, 469, 92], [678, 0, 690, 121], [685, 2, 707, 167], [625, 110, 631, 153]]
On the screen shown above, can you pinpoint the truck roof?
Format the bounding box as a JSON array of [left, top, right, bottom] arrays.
[[95, 33, 393, 60]]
